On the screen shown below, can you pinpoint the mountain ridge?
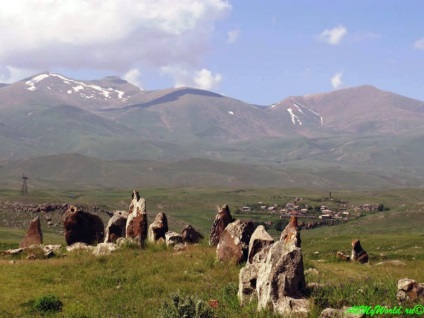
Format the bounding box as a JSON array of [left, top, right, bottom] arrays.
[[1, 72, 424, 188]]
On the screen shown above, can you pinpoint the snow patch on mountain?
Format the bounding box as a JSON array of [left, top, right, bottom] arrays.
[[291, 98, 324, 126], [287, 108, 302, 125], [25, 73, 128, 102]]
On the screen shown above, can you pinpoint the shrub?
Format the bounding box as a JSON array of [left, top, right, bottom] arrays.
[[160, 291, 213, 318], [33, 294, 63, 313]]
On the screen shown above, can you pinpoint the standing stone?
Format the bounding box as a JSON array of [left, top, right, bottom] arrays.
[[19, 216, 43, 248], [209, 204, 234, 246], [63, 206, 104, 246], [126, 190, 148, 246], [148, 212, 168, 242], [351, 239, 369, 264], [247, 225, 274, 264], [104, 211, 128, 243], [239, 217, 308, 316], [181, 225, 204, 244], [216, 219, 255, 263]]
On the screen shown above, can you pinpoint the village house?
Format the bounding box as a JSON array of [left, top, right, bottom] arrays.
[[241, 206, 251, 213]]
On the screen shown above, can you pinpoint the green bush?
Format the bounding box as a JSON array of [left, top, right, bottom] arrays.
[[33, 294, 63, 313], [160, 291, 213, 318]]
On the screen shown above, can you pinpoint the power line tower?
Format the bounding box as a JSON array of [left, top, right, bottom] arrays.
[[20, 173, 29, 196]]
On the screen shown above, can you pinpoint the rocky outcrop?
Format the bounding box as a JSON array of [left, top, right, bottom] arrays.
[[247, 225, 274, 264], [126, 191, 148, 246], [238, 217, 308, 316], [104, 211, 128, 243], [66, 242, 95, 252], [93, 243, 119, 256], [181, 224, 203, 244], [19, 216, 43, 248], [165, 231, 184, 247], [148, 212, 168, 242], [209, 204, 234, 246], [216, 219, 255, 263], [397, 278, 424, 304], [63, 206, 104, 246], [351, 239, 368, 264]]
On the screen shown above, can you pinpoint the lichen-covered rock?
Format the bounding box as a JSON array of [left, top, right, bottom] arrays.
[[19, 216, 43, 248], [397, 278, 424, 304], [165, 231, 183, 247], [216, 219, 255, 263], [126, 191, 148, 246], [247, 225, 274, 264], [209, 204, 234, 246], [239, 217, 308, 316], [181, 224, 203, 244], [148, 212, 168, 242], [93, 243, 119, 256], [104, 211, 128, 243], [63, 206, 104, 246], [66, 242, 95, 252]]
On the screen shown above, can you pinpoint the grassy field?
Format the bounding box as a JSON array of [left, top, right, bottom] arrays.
[[1, 187, 424, 317]]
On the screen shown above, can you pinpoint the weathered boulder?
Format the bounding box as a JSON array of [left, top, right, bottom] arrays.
[[216, 219, 255, 263], [148, 212, 168, 242], [351, 239, 368, 264], [247, 225, 274, 264], [181, 224, 204, 244], [93, 243, 119, 256], [66, 242, 95, 252], [63, 206, 104, 246], [165, 231, 184, 247], [336, 251, 351, 262], [397, 278, 424, 304], [104, 211, 128, 243], [126, 191, 148, 246], [209, 204, 234, 246], [239, 217, 308, 316], [19, 216, 43, 248], [238, 245, 271, 305]]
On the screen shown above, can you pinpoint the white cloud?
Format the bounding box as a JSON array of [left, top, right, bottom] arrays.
[[194, 69, 222, 90], [331, 72, 343, 89], [123, 69, 143, 89], [0, 0, 231, 77], [161, 66, 221, 90], [414, 38, 424, 49], [227, 29, 240, 43], [0, 65, 37, 83], [316, 25, 347, 45]]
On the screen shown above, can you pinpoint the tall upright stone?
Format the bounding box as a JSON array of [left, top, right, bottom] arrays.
[[239, 217, 309, 316], [104, 211, 128, 243], [216, 219, 255, 263], [126, 190, 148, 246], [209, 204, 234, 246], [148, 212, 168, 242], [19, 216, 43, 248]]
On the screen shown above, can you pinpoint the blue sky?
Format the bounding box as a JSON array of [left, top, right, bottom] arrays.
[[0, 0, 423, 105]]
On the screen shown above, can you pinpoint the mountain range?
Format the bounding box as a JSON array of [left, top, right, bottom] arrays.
[[1, 73, 424, 189]]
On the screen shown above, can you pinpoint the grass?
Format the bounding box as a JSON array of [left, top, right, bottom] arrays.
[[1, 187, 424, 317]]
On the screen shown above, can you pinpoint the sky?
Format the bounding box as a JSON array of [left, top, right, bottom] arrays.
[[0, 0, 423, 105]]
